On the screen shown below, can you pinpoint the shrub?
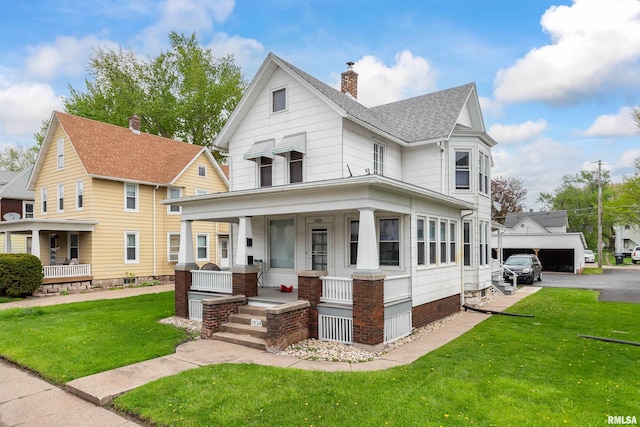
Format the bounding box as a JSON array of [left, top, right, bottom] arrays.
[[0, 254, 43, 297]]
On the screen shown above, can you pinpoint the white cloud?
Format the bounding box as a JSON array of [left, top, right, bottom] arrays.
[[0, 82, 62, 137], [494, 0, 640, 104], [582, 106, 639, 137], [488, 120, 548, 145], [478, 96, 503, 118], [614, 149, 640, 170], [25, 35, 118, 81], [349, 51, 438, 107], [207, 32, 264, 74]]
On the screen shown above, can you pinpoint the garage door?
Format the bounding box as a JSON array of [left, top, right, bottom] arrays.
[[503, 249, 574, 273]]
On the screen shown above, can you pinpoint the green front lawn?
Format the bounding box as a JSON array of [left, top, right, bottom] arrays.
[[114, 288, 640, 427], [0, 292, 186, 384]]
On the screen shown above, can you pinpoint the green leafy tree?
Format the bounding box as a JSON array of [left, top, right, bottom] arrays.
[[63, 32, 247, 158], [491, 176, 527, 224], [538, 169, 616, 250], [0, 145, 38, 171], [613, 158, 640, 225], [633, 107, 640, 130]]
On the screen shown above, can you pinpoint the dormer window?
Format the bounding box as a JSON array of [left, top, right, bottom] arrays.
[[198, 165, 207, 177], [57, 139, 64, 170], [272, 88, 286, 112]]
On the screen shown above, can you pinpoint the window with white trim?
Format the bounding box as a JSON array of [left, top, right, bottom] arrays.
[[428, 219, 437, 265], [479, 221, 489, 266], [417, 217, 426, 266], [439, 220, 447, 263], [463, 220, 472, 266], [373, 141, 385, 175], [57, 139, 64, 170], [272, 88, 286, 112], [57, 183, 64, 212], [259, 157, 273, 187], [124, 231, 139, 263], [455, 150, 471, 190], [449, 221, 457, 263], [69, 233, 79, 260], [195, 189, 209, 195], [41, 187, 47, 214], [379, 218, 399, 266], [196, 234, 209, 261], [23, 201, 34, 218], [26, 236, 32, 254], [289, 151, 303, 183], [269, 219, 294, 269], [124, 183, 138, 212], [349, 219, 359, 265], [479, 152, 490, 194], [198, 165, 207, 177], [168, 188, 182, 214], [76, 180, 84, 210], [167, 233, 180, 262]]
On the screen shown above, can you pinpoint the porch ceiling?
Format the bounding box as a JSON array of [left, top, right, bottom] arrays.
[[0, 219, 98, 233], [171, 175, 475, 222]]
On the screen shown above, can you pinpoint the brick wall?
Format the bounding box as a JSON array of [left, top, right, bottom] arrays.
[[232, 270, 258, 297], [412, 294, 461, 329], [265, 301, 310, 352], [174, 269, 193, 318], [352, 275, 384, 347], [201, 296, 246, 339], [297, 272, 323, 339]]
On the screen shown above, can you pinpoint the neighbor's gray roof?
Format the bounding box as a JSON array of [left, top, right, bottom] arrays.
[[0, 167, 34, 200], [504, 210, 568, 229], [276, 54, 475, 143]]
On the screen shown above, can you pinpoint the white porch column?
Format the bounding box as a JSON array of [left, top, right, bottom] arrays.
[[31, 230, 40, 259], [4, 231, 11, 254], [235, 216, 252, 266], [177, 220, 195, 266], [356, 208, 380, 273]]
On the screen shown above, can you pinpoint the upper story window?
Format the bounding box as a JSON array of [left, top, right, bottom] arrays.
[[379, 218, 399, 266], [167, 188, 182, 214], [259, 157, 273, 187], [57, 183, 64, 212], [198, 165, 207, 177], [289, 151, 303, 183], [41, 187, 47, 214], [272, 88, 286, 113], [76, 180, 84, 210], [373, 141, 385, 175], [455, 150, 471, 190], [23, 201, 34, 219], [479, 152, 490, 195], [57, 139, 64, 170], [124, 183, 138, 212]]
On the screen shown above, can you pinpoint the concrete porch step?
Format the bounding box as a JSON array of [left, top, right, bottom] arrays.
[[238, 305, 268, 316], [212, 331, 266, 350], [230, 312, 268, 326], [220, 322, 267, 339]]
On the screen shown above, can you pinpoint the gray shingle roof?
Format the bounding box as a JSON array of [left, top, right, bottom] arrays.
[[504, 211, 568, 229], [0, 167, 34, 200], [274, 54, 475, 143]]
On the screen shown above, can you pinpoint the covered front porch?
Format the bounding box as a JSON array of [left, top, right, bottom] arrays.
[[0, 219, 97, 291]]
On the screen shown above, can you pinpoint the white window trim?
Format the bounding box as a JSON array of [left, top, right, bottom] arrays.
[[56, 139, 64, 170], [417, 216, 426, 268], [167, 232, 180, 262], [23, 201, 34, 219], [268, 217, 296, 270], [373, 140, 385, 176], [41, 187, 47, 215], [449, 221, 457, 264], [378, 216, 401, 268], [124, 183, 139, 212], [75, 179, 84, 211], [258, 157, 273, 188], [196, 233, 210, 262], [124, 231, 140, 264], [479, 152, 490, 195], [167, 187, 182, 214], [454, 149, 472, 191], [198, 165, 207, 177], [195, 188, 209, 196], [68, 232, 79, 260], [287, 151, 304, 184], [57, 183, 64, 213], [463, 220, 473, 267], [270, 85, 288, 114]]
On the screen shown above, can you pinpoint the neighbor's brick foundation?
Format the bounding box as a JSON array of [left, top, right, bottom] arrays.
[[201, 295, 247, 339], [412, 294, 461, 329], [232, 266, 258, 297], [352, 273, 385, 348], [297, 271, 324, 339], [174, 265, 198, 318], [265, 301, 310, 352]]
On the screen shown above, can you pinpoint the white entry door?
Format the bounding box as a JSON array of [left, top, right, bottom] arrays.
[[218, 236, 229, 268]]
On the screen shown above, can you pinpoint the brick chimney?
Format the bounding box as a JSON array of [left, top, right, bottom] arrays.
[[128, 115, 141, 134], [341, 62, 358, 99]]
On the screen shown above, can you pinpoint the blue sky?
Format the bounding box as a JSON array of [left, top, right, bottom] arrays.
[[1, 0, 639, 208]]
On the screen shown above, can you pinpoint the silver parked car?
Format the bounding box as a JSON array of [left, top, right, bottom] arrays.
[[584, 249, 595, 263]]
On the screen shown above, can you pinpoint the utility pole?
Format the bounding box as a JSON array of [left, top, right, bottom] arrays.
[[597, 160, 603, 268]]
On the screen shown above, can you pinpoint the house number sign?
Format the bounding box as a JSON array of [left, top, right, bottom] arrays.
[[314, 218, 323, 223], [251, 318, 263, 327]]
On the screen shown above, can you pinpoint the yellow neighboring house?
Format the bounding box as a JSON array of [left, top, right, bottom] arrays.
[[0, 111, 229, 292]]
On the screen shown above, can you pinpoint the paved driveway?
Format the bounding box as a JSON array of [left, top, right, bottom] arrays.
[[536, 266, 640, 303]]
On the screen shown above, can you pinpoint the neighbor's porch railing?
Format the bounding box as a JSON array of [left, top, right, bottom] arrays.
[[320, 276, 353, 304], [384, 275, 411, 302], [42, 264, 91, 279], [190, 270, 232, 293]]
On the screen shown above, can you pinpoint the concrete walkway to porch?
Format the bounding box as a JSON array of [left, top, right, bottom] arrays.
[[0, 284, 541, 426]]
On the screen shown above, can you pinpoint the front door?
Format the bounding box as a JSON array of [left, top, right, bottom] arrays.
[[309, 227, 331, 274], [218, 236, 229, 268], [49, 234, 58, 264]]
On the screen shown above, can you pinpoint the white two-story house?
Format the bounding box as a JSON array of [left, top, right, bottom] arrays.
[[170, 53, 496, 350]]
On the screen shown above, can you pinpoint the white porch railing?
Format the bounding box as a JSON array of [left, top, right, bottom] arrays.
[[190, 270, 232, 293], [318, 314, 352, 344], [320, 276, 353, 304], [384, 275, 411, 302], [384, 311, 412, 343], [43, 264, 91, 279]]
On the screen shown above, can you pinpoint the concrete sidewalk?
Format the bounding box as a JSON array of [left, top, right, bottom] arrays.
[[0, 284, 541, 426]]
